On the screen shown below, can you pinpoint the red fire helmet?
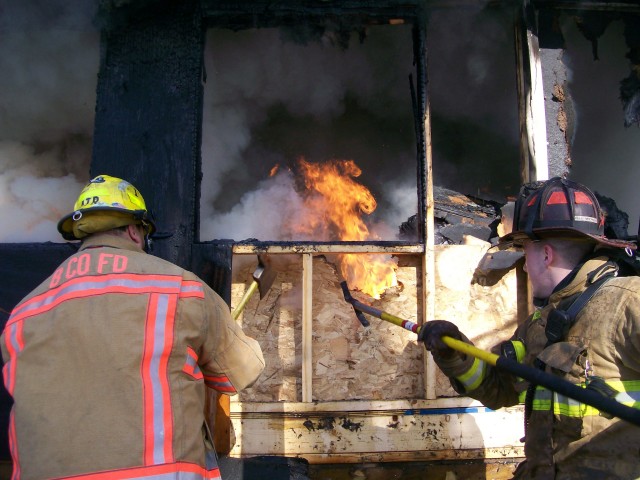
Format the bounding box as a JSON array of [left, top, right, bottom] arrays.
[[499, 177, 635, 250]]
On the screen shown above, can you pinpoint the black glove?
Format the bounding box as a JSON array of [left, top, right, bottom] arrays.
[[417, 320, 462, 359]]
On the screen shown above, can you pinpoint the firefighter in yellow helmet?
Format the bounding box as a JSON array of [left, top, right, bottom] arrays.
[[1, 175, 265, 479], [419, 177, 640, 479], [57, 174, 156, 242]]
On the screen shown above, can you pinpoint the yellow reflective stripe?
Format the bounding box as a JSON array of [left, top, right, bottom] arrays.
[[512, 341, 526, 363], [529, 380, 640, 417], [553, 394, 590, 417], [606, 380, 640, 406], [530, 386, 552, 410], [455, 357, 486, 391]]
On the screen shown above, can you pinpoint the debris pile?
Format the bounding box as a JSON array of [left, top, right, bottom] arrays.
[[399, 186, 502, 244]]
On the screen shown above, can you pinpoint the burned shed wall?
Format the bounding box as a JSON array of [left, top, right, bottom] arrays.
[[4, 0, 638, 467], [531, 2, 640, 231], [230, 246, 518, 403], [92, 0, 205, 268]]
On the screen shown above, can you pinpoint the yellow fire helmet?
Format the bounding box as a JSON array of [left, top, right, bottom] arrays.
[[57, 174, 156, 241]]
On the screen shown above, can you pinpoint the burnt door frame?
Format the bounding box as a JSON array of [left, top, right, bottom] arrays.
[[92, 0, 205, 269]]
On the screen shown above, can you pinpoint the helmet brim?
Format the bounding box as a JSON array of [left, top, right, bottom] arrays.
[[499, 227, 636, 250], [57, 207, 156, 241]]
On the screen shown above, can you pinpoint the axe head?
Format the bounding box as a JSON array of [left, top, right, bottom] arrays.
[[253, 254, 277, 299]]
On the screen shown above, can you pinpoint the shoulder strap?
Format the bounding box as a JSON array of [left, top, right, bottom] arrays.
[[545, 274, 612, 346], [524, 273, 613, 435], [566, 275, 611, 318]]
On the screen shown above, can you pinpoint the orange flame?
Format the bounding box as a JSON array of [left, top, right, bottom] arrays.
[[269, 164, 280, 177], [292, 157, 397, 299]]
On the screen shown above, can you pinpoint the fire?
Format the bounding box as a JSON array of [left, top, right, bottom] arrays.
[[290, 157, 397, 299], [268, 164, 280, 177]]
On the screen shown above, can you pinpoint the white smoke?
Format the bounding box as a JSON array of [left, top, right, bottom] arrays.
[[199, 8, 526, 242], [200, 26, 417, 241], [0, 147, 84, 242], [201, 170, 304, 241], [5, 3, 635, 244], [0, 1, 98, 242]]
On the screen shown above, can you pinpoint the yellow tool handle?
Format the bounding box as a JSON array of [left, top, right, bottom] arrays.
[[441, 335, 499, 367], [231, 280, 258, 320], [341, 280, 640, 426]]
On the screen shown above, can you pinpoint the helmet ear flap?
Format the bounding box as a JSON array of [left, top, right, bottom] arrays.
[[139, 208, 156, 237]]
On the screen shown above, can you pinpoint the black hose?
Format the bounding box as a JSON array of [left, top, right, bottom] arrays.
[[496, 356, 640, 427]]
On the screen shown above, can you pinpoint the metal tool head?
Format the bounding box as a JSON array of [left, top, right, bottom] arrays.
[[340, 281, 370, 328], [340, 281, 354, 303], [253, 254, 277, 299]]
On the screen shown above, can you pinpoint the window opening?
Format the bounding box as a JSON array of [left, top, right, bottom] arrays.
[[200, 25, 418, 246], [561, 15, 640, 235]]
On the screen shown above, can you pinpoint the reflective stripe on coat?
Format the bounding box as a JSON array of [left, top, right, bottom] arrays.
[[0, 233, 264, 479]]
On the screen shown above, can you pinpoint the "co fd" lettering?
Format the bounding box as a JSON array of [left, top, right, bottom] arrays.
[[49, 253, 128, 288]]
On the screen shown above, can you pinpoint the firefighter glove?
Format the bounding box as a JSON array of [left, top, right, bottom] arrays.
[[417, 320, 462, 359]]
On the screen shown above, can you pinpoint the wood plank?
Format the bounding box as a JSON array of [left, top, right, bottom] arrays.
[[302, 254, 313, 402], [514, 2, 549, 182], [207, 390, 232, 455], [231, 397, 497, 413], [228, 402, 525, 462], [232, 243, 423, 255]]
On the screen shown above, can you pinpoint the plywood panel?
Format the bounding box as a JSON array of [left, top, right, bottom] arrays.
[[232, 254, 423, 402], [232, 244, 519, 402], [433, 244, 519, 397]]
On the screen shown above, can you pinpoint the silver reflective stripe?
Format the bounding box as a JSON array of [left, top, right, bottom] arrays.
[[455, 357, 486, 391], [151, 294, 170, 464]]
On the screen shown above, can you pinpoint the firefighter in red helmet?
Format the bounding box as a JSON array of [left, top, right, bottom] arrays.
[[419, 177, 640, 479], [1, 175, 264, 479]]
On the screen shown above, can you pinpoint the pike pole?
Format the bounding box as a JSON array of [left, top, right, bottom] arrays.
[[340, 281, 640, 427]]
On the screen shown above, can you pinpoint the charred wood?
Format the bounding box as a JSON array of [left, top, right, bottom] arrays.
[[399, 186, 501, 244]]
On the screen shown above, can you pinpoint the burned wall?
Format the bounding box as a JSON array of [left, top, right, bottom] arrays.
[[230, 246, 518, 403], [561, 12, 640, 235], [531, 4, 640, 234], [92, 0, 205, 267]]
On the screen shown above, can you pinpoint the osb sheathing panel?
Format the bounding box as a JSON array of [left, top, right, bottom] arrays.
[[231, 244, 518, 403], [433, 244, 519, 397]]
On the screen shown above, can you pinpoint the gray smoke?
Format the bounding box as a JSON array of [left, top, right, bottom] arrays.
[[562, 17, 640, 235], [199, 26, 418, 242], [3, 3, 635, 243], [199, 7, 523, 242], [0, 0, 97, 242]]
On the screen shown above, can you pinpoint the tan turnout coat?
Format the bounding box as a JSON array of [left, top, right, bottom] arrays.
[[436, 255, 640, 479], [1, 233, 265, 479]]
